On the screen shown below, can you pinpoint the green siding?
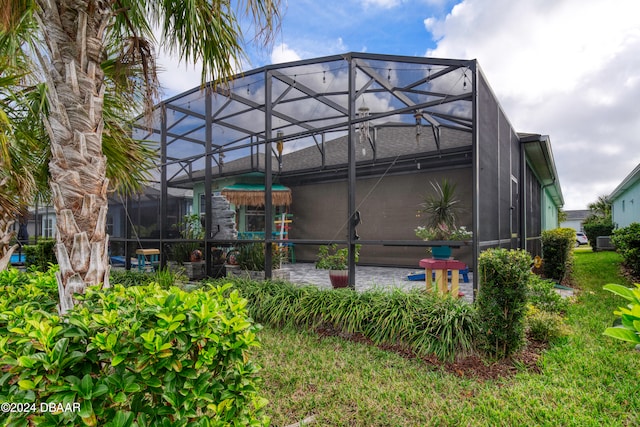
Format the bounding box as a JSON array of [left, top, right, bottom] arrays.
[[542, 188, 559, 230]]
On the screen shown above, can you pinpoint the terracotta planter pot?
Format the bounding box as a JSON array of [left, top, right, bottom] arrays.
[[329, 270, 349, 288]]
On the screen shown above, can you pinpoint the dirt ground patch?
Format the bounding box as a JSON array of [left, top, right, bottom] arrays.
[[316, 325, 548, 381]]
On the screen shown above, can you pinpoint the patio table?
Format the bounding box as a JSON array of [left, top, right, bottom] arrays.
[[419, 258, 467, 296]]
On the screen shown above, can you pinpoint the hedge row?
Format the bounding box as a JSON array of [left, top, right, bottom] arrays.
[[0, 268, 267, 427]]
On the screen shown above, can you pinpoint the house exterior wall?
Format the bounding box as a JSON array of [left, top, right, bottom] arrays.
[[524, 163, 542, 255], [560, 210, 589, 232], [611, 183, 640, 228], [476, 71, 523, 252], [542, 187, 559, 230], [289, 167, 473, 267], [561, 220, 582, 231]]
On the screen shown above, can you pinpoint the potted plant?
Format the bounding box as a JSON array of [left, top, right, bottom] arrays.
[[415, 179, 472, 259], [227, 242, 289, 281], [171, 214, 205, 279], [315, 244, 361, 288]]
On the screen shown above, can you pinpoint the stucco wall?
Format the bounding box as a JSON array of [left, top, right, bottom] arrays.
[[542, 188, 559, 230], [612, 184, 640, 228], [289, 167, 473, 268]]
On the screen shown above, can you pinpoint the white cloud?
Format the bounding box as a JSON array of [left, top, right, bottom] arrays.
[[155, 54, 203, 96], [423, 0, 640, 209], [270, 43, 303, 64], [362, 0, 402, 9]]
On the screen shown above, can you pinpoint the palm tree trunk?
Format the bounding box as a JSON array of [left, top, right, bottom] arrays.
[[35, 0, 112, 313], [0, 210, 18, 271]]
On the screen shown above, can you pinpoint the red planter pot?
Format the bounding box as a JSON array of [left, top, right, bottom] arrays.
[[329, 270, 349, 288]]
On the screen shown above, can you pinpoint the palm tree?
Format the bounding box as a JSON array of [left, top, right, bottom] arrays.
[[0, 58, 47, 270], [0, 16, 153, 275], [587, 195, 612, 220], [0, 0, 278, 313]]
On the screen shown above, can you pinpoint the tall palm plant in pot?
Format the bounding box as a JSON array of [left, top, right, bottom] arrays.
[[415, 179, 471, 259]]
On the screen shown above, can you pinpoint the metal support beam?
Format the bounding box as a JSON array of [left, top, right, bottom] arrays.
[[160, 105, 168, 267], [347, 55, 357, 289], [205, 90, 213, 277], [471, 61, 480, 300], [264, 70, 274, 278]]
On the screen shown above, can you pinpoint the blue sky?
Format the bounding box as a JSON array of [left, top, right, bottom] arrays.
[[156, 0, 640, 211]]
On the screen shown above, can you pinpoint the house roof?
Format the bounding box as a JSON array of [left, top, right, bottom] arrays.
[[564, 210, 590, 221], [134, 53, 478, 184], [167, 123, 472, 187], [519, 133, 564, 207], [609, 163, 640, 201]]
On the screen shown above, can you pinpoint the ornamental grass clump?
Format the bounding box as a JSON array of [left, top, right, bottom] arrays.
[[221, 278, 477, 362], [476, 248, 532, 359]]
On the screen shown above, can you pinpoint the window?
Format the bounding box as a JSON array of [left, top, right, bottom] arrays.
[[244, 206, 265, 231], [42, 216, 56, 238]]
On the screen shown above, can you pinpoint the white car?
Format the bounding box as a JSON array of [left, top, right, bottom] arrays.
[[576, 231, 589, 246]]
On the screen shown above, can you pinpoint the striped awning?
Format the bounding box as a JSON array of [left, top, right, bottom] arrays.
[[220, 184, 292, 207]]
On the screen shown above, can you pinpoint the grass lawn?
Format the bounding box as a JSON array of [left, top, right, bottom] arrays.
[[253, 250, 640, 426]]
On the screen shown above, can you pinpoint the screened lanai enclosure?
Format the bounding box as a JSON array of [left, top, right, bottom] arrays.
[[108, 53, 563, 296]]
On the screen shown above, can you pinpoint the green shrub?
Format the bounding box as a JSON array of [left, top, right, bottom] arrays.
[[0, 268, 58, 316], [525, 306, 570, 343], [583, 219, 614, 251], [314, 244, 361, 270], [22, 239, 56, 272], [541, 228, 575, 282], [602, 283, 640, 346], [217, 277, 477, 362], [611, 223, 640, 277], [476, 248, 532, 359], [527, 274, 569, 314], [236, 242, 283, 271], [109, 267, 187, 289], [0, 273, 268, 426]]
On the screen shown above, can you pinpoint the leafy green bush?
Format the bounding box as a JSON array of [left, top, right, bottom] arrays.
[[583, 219, 614, 251], [611, 223, 640, 277], [602, 283, 640, 346], [236, 242, 283, 271], [0, 272, 268, 426], [527, 274, 569, 314], [525, 306, 570, 343], [541, 228, 575, 282], [22, 239, 56, 271], [476, 248, 532, 359], [0, 267, 58, 315], [314, 244, 360, 270], [109, 267, 186, 289], [218, 277, 477, 362]]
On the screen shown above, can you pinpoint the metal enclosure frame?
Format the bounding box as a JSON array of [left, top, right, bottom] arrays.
[[113, 52, 561, 297]]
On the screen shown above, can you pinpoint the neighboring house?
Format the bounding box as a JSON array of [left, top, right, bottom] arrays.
[[119, 53, 563, 294], [14, 205, 57, 243], [609, 163, 640, 228], [560, 210, 590, 232]]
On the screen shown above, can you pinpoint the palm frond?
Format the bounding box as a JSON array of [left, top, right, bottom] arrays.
[[420, 179, 463, 229]]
